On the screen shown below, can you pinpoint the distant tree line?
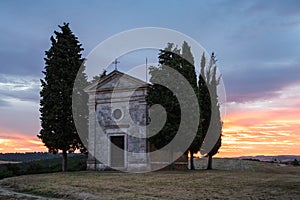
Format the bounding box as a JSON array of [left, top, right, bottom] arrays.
[[0, 152, 80, 163]]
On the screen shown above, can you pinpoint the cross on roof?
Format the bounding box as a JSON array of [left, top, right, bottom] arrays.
[[112, 59, 120, 70]]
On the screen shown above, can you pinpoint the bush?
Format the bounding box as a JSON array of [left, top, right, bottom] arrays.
[[291, 159, 299, 166], [26, 162, 43, 174], [6, 163, 21, 176], [0, 169, 14, 179]]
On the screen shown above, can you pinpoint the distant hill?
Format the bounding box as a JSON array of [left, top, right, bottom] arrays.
[[239, 155, 300, 162], [0, 152, 79, 163]]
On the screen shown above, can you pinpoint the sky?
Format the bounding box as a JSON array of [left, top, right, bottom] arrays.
[[0, 0, 300, 157]]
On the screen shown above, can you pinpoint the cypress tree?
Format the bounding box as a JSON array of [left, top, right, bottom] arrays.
[[38, 23, 88, 172], [147, 42, 203, 170], [147, 43, 181, 150], [199, 52, 222, 170]]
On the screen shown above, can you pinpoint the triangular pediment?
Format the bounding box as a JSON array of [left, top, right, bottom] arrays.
[[84, 70, 148, 93]]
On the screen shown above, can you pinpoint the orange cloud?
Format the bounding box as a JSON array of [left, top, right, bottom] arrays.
[[217, 83, 300, 157], [0, 132, 47, 153]]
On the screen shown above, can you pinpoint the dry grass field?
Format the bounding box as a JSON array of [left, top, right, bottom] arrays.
[[0, 159, 299, 200]]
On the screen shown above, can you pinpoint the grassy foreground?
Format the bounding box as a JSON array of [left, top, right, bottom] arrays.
[[1, 167, 300, 200]]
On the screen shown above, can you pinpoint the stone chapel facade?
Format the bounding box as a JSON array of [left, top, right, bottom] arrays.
[[84, 69, 188, 171], [84, 70, 149, 171]]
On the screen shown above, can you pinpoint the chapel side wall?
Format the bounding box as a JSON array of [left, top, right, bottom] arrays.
[[86, 94, 96, 170]]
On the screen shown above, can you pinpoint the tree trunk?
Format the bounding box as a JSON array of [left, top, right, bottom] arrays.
[[207, 154, 212, 170], [190, 151, 195, 170], [169, 145, 174, 170], [62, 150, 68, 172]]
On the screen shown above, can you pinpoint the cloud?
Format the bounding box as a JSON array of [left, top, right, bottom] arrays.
[[0, 0, 299, 156], [219, 83, 300, 157], [223, 59, 300, 102], [246, 0, 300, 17], [192, 1, 300, 104], [0, 73, 40, 103], [0, 132, 46, 153]]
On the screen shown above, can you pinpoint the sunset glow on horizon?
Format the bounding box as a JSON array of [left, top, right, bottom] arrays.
[[1, 83, 300, 157], [217, 82, 300, 157], [0, 132, 46, 153]]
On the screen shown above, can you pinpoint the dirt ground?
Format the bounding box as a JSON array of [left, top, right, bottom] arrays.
[[0, 186, 63, 200], [0, 159, 299, 199]]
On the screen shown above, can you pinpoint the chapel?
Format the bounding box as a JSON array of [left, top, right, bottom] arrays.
[[84, 69, 188, 171]]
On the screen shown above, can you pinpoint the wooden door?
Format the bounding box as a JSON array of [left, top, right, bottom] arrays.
[[110, 136, 125, 167]]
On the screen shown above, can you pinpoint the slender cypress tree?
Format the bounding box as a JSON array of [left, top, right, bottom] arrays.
[[38, 23, 88, 172], [147, 43, 181, 151], [199, 52, 222, 170], [147, 42, 203, 170], [181, 41, 202, 170]]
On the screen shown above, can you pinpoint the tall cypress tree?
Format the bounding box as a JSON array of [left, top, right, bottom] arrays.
[[206, 53, 222, 169], [38, 23, 88, 172], [147, 43, 181, 151], [199, 52, 222, 170], [181, 41, 202, 170], [199, 53, 211, 150], [147, 42, 203, 170]]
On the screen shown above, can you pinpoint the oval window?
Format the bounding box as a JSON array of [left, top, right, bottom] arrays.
[[113, 109, 122, 120]]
